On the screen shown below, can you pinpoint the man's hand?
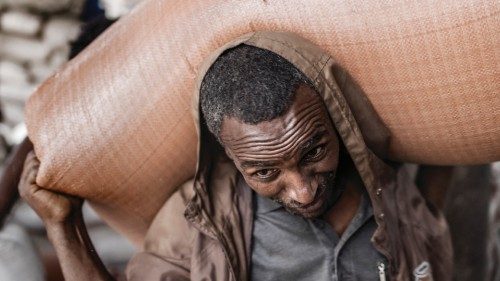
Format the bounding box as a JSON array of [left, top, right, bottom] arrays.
[[18, 151, 114, 281], [19, 151, 83, 225]]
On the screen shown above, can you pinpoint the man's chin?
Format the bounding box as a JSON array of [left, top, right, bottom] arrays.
[[291, 209, 324, 219]]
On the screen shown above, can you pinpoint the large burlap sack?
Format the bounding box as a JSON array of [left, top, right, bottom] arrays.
[[25, 0, 499, 245]]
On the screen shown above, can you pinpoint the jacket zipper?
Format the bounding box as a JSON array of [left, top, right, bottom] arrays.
[[378, 262, 387, 281]]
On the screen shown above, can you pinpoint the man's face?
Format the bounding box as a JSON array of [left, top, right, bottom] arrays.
[[220, 84, 340, 218]]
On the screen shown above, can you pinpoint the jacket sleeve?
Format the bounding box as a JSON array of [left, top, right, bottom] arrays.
[[126, 180, 196, 281]]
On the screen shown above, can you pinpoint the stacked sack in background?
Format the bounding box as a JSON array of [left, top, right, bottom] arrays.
[[0, 0, 83, 158]]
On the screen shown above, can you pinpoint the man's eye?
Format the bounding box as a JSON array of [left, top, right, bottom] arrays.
[[253, 169, 279, 179], [303, 146, 325, 161]]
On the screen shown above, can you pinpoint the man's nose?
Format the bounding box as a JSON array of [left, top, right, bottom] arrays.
[[286, 173, 317, 205]]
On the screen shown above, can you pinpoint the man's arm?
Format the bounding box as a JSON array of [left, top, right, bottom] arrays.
[[19, 151, 115, 281]]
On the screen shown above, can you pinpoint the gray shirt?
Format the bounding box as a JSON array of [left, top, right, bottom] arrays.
[[251, 189, 387, 281]]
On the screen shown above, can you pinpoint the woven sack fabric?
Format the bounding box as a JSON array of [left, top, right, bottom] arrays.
[[25, 0, 499, 245]]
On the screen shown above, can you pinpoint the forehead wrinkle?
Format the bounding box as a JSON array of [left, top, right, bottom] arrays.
[[231, 106, 322, 150], [230, 113, 322, 153], [240, 160, 281, 168], [232, 122, 325, 163], [299, 130, 326, 152], [230, 116, 324, 162], [229, 103, 324, 151], [242, 124, 322, 158], [232, 119, 323, 156], [222, 97, 322, 144]]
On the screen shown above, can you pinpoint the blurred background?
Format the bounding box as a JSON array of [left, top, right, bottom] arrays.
[[0, 0, 498, 280], [0, 1, 140, 280]]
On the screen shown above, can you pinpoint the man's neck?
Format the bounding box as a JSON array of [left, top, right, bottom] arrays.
[[321, 168, 363, 236]]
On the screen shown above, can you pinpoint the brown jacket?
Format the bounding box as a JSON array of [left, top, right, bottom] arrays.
[[126, 32, 452, 281]]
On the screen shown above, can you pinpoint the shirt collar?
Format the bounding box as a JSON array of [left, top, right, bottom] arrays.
[[254, 192, 283, 214]]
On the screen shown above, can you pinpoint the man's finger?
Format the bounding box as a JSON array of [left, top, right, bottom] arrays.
[[26, 166, 38, 184], [21, 151, 40, 184], [19, 180, 37, 200], [24, 152, 35, 170], [23, 161, 37, 185], [26, 152, 39, 170], [21, 152, 34, 181], [26, 150, 36, 161]]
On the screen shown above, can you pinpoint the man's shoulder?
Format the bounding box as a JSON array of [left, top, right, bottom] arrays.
[[126, 181, 197, 281], [143, 179, 196, 257]]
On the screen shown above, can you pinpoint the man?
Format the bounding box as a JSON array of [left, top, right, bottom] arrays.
[[19, 32, 452, 280]]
